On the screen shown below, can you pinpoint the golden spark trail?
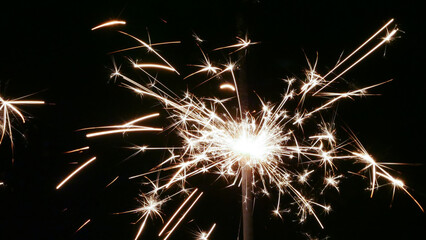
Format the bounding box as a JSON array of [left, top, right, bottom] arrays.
[[159, 188, 199, 236], [213, 36, 258, 53], [321, 19, 394, 81], [105, 176, 119, 188], [314, 28, 398, 94], [86, 127, 163, 138], [220, 83, 236, 91], [7, 100, 45, 105], [109, 41, 181, 54], [163, 192, 203, 240], [205, 223, 216, 239], [64, 146, 90, 154], [75, 219, 91, 233], [91, 20, 126, 30], [84, 113, 162, 138], [56, 157, 96, 189], [197, 223, 216, 240], [134, 63, 178, 72], [118, 31, 179, 75]]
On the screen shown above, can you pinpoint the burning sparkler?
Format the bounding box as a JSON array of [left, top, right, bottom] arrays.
[[58, 18, 423, 239]]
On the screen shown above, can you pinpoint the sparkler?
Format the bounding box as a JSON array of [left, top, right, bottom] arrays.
[[59, 18, 423, 239]]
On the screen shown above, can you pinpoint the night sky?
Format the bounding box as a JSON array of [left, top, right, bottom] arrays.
[[1, 1, 425, 239]]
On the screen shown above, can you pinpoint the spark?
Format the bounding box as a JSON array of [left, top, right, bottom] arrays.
[[118, 31, 179, 74], [192, 32, 204, 43], [220, 83, 236, 91], [316, 19, 394, 85], [213, 36, 258, 53], [163, 192, 203, 240], [322, 175, 343, 193], [196, 223, 216, 240], [86, 127, 162, 138], [133, 63, 178, 73], [129, 193, 166, 240], [159, 188, 200, 236], [64, 146, 90, 154], [84, 113, 162, 138], [56, 157, 96, 189], [184, 46, 220, 80], [346, 131, 424, 211], [91, 20, 126, 30], [105, 176, 119, 188], [75, 219, 91, 233], [109, 41, 181, 54]]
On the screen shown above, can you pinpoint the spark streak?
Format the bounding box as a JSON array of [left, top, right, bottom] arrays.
[[319, 19, 394, 83], [133, 63, 177, 72], [314, 28, 398, 95], [56, 157, 96, 189], [84, 113, 162, 138], [159, 188, 199, 236], [118, 31, 179, 74], [64, 146, 90, 154], [163, 192, 203, 240], [75, 219, 91, 233], [91, 20, 126, 30], [220, 83, 236, 91], [196, 223, 216, 240]]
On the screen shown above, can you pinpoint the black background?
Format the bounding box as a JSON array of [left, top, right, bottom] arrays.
[[1, 0, 425, 239]]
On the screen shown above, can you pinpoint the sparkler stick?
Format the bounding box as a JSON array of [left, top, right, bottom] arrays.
[[241, 165, 254, 240], [234, 4, 255, 238], [227, 33, 255, 240]]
